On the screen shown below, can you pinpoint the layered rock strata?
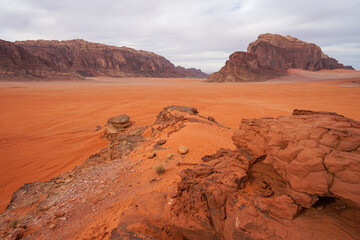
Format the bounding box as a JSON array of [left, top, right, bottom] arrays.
[[0, 39, 208, 79]]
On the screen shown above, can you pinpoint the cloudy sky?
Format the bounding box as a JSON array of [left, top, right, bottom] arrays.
[[0, 0, 359, 73]]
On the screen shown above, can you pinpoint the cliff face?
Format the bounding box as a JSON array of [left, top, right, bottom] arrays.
[[207, 51, 285, 82], [0, 40, 73, 79], [248, 34, 354, 71], [15, 39, 182, 78], [208, 33, 354, 82], [0, 39, 208, 79]]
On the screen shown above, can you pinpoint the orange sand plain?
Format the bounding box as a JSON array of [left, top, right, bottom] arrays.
[[0, 69, 360, 212]]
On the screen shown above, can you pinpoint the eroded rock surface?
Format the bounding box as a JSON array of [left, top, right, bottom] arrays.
[[0, 39, 75, 80], [1, 108, 359, 240], [207, 52, 285, 82], [208, 33, 354, 82], [171, 110, 360, 239], [13, 39, 207, 79], [247, 33, 354, 71]]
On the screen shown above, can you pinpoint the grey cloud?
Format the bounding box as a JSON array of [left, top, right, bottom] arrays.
[[0, 0, 359, 73]]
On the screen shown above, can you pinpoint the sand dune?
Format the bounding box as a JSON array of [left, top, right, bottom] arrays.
[[0, 69, 359, 212]]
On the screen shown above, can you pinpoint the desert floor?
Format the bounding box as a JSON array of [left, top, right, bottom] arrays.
[[0, 69, 359, 212]]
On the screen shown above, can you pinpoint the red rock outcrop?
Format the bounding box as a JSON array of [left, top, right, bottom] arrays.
[[208, 33, 354, 82], [321, 53, 354, 70], [1, 107, 359, 239], [171, 110, 360, 239], [207, 51, 285, 82], [248, 33, 354, 71], [175, 66, 209, 78], [0, 39, 76, 80], [13, 39, 208, 78]]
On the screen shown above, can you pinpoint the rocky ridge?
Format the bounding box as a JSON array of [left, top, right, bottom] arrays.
[[0, 39, 208, 80], [0, 39, 77, 80], [208, 33, 354, 82], [0, 107, 359, 239]]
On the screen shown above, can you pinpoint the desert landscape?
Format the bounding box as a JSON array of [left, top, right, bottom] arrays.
[[0, 1, 360, 238], [1, 68, 360, 239]]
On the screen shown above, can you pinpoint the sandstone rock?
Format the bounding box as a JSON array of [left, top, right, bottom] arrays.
[[156, 139, 166, 145], [105, 115, 132, 134], [13, 39, 207, 79], [177, 146, 189, 154], [248, 33, 353, 71], [233, 109, 360, 205], [207, 116, 216, 122], [2, 107, 360, 240], [154, 105, 198, 125], [147, 152, 156, 159], [54, 210, 65, 218], [171, 111, 360, 239], [207, 51, 285, 82], [175, 66, 209, 78], [0, 39, 69, 80], [208, 33, 354, 83], [254, 195, 301, 220]]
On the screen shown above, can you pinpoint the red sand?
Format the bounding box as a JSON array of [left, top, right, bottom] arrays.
[[0, 69, 360, 212]]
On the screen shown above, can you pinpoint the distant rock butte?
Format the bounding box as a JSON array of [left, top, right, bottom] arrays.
[[1, 107, 359, 239], [208, 33, 354, 82], [207, 51, 285, 82], [0, 39, 208, 79]]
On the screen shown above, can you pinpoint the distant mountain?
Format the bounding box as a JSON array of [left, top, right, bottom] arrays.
[[208, 33, 354, 82], [0, 39, 73, 80], [175, 66, 209, 78], [0, 39, 208, 80]]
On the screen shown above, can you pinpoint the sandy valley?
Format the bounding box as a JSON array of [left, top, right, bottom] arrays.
[[0, 69, 359, 213]]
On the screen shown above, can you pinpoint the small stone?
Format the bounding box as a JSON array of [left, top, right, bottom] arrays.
[[95, 125, 102, 131], [167, 154, 174, 159], [54, 210, 65, 218], [157, 139, 166, 145], [49, 224, 56, 230], [177, 146, 189, 154], [207, 116, 216, 122], [58, 217, 67, 221], [147, 152, 156, 159]]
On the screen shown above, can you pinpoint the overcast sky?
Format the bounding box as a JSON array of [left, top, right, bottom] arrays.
[[0, 0, 359, 73]]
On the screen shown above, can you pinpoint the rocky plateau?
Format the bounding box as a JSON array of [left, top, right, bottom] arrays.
[[0, 106, 359, 239]]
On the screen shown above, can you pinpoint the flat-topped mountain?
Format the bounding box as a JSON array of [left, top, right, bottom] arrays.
[[0, 39, 208, 79], [208, 33, 354, 82], [248, 33, 354, 71]]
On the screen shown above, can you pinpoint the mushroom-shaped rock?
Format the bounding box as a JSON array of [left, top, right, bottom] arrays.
[[105, 114, 132, 134]]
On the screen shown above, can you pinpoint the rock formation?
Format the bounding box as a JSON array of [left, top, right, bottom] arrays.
[[175, 66, 209, 78], [0, 39, 208, 80], [207, 51, 285, 82], [0, 107, 359, 239], [248, 34, 354, 71], [208, 33, 354, 82], [0, 39, 76, 80]]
